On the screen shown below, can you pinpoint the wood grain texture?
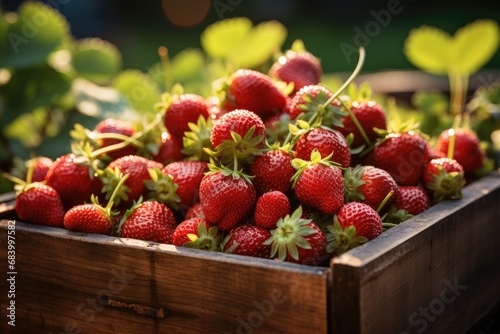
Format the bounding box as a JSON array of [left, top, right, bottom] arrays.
[[331, 172, 500, 334], [0, 221, 329, 334]]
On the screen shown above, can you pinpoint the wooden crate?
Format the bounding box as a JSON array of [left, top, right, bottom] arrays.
[[1, 172, 500, 333]]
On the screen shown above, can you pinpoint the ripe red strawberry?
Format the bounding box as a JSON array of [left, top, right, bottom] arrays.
[[223, 224, 272, 258], [210, 109, 266, 165], [162, 161, 208, 209], [250, 146, 295, 195], [294, 127, 351, 168], [223, 69, 288, 119], [254, 191, 290, 229], [172, 217, 220, 251], [64, 202, 113, 235], [184, 202, 204, 219], [287, 85, 344, 125], [292, 149, 344, 215], [95, 118, 138, 160], [14, 182, 65, 227], [27, 156, 53, 182], [264, 206, 327, 265], [423, 157, 465, 203], [103, 155, 163, 207], [344, 165, 398, 211], [393, 185, 430, 216], [336, 100, 387, 148], [64, 175, 129, 235], [119, 200, 177, 243], [199, 166, 257, 231], [153, 132, 186, 165], [371, 131, 430, 185], [435, 128, 486, 175], [327, 202, 382, 255], [164, 94, 211, 137], [45, 153, 100, 209], [269, 49, 322, 93]]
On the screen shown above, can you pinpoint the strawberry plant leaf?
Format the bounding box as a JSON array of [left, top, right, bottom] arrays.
[[201, 17, 287, 68], [0, 2, 70, 68], [113, 70, 162, 113], [450, 19, 500, 75], [72, 38, 122, 84], [404, 25, 451, 75]]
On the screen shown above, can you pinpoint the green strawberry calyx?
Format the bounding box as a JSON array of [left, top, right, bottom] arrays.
[[343, 165, 367, 203], [206, 163, 255, 185], [144, 167, 181, 210], [184, 222, 221, 252], [382, 205, 414, 229], [182, 115, 215, 162], [427, 166, 465, 204], [212, 125, 265, 167], [101, 166, 132, 206], [326, 216, 368, 255], [263, 206, 317, 261], [290, 149, 341, 188]]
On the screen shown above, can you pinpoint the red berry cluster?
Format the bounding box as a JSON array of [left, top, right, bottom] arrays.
[[6, 47, 486, 267]]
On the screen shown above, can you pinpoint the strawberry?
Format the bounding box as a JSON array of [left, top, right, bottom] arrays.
[[14, 182, 65, 227], [254, 191, 290, 229], [291, 149, 344, 215], [153, 132, 186, 165], [287, 85, 344, 127], [250, 145, 295, 195], [264, 206, 327, 265], [184, 202, 204, 220], [423, 157, 465, 204], [210, 109, 265, 165], [164, 94, 211, 137], [223, 224, 272, 258], [393, 185, 430, 216], [344, 165, 398, 211], [336, 100, 386, 148], [199, 166, 257, 231], [269, 48, 322, 94], [435, 128, 486, 175], [371, 131, 430, 185], [294, 127, 351, 168], [95, 118, 138, 160], [223, 69, 288, 119], [45, 153, 100, 209], [172, 217, 220, 251], [103, 155, 163, 207], [119, 200, 177, 244], [327, 202, 382, 255], [64, 175, 129, 235], [146, 161, 208, 211], [26, 156, 53, 182]]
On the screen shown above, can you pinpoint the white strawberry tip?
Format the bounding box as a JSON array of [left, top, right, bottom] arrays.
[[263, 206, 317, 261]]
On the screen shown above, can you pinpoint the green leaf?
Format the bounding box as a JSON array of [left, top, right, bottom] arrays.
[[0, 2, 70, 68], [72, 78, 134, 119], [113, 70, 162, 113], [2, 64, 71, 124], [72, 38, 122, 84], [201, 17, 287, 68], [450, 19, 500, 75], [404, 25, 452, 75], [201, 17, 253, 59]]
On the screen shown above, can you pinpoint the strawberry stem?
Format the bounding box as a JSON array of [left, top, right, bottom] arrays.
[[376, 190, 394, 213], [2, 172, 26, 186], [447, 128, 456, 160], [158, 46, 172, 92], [338, 98, 371, 146], [105, 173, 130, 211]]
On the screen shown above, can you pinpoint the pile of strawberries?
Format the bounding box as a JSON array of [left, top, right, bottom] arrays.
[[5, 45, 487, 266]]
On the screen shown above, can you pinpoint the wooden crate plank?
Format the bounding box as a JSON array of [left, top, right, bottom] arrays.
[[0, 220, 329, 334], [331, 172, 500, 334]]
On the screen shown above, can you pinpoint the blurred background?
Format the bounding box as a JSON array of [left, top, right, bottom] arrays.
[[2, 0, 500, 73]]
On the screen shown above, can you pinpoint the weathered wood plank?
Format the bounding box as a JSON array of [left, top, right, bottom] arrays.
[[0, 221, 329, 334], [331, 172, 500, 334]]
